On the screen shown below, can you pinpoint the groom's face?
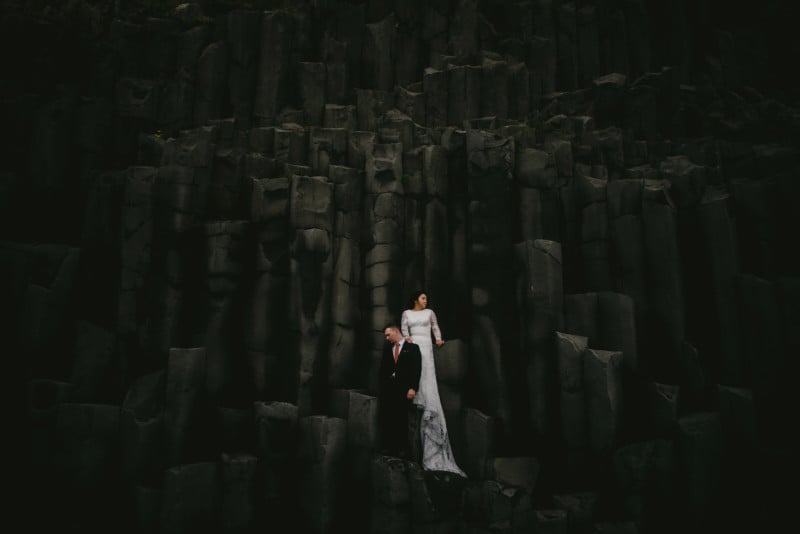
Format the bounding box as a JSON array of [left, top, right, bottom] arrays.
[[384, 327, 402, 344]]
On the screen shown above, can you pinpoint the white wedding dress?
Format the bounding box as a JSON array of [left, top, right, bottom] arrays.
[[402, 308, 466, 476]]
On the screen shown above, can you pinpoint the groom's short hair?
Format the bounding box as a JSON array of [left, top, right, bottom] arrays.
[[383, 323, 400, 332]]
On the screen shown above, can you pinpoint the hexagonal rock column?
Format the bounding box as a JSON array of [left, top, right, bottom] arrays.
[[641, 180, 685, 378], [254, 11, 293, 126], [17, 244, 80, 375], [161, 462, 220, 534], [118, 166, 157, 373], [298, 416, 348, 534], [53, 403, 121, 528], [676, 413, 723, 530], [247, 176, 290, 398], [226, 9, 260, 128], [697, 189, 740, 384], [301, 62, 327, 126], [121, 371, 165, 489], [465, 129, 515, 442], [220, 452, 258, 534], [150, 164, 209, 358], [363, 142, 404, 394], [328, 167, 364, 388], [309, 128, 348, 178], [574, 174, 611, 292], [515, 239, 564, 442], [289, 175, 335, 415], [462, 480, 535, 532], [563, 291, 638, 373], [165, 347, 206, 466], [556, 332, 588, 478], [202, 221, 247, 400], [69, 320, 117, 403], [515, 147, 561, 243], [370, 455, 411, 534], [254, 401, 298, 530], [407, 462, 468, 530], [613, 440, 676, 532], [462, 407, 495, 479], [28, 379, 72, 481], [607, 178, 646, 327], [584, 349, 623, 459], [364, 15, 397, 93]]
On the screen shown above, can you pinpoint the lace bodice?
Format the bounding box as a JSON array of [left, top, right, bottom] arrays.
[[401, 309, 442, 342]]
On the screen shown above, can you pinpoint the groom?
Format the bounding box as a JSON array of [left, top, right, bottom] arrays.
[[378, 323, 422, 459]]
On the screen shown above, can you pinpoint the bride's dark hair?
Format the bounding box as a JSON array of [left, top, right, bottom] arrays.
[[410, 290, 426, 307]]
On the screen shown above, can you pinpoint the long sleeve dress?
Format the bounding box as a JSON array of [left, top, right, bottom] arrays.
[[401, 308, 466, 476]]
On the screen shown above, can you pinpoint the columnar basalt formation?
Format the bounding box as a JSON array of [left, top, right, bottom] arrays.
[[7, 1, 798, 532]]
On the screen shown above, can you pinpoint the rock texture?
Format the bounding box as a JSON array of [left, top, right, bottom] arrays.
[[6, 1, 797, 533]]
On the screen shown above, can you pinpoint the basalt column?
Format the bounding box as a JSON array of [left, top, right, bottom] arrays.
[[254, 10, 293, 126], [515, 239, 564, 446], [466, 129, 515, 442], [422, 145, 452, 327], [441, 128, 469, 339], [289, 175, 335, 415], [254, 401, 299, 532], [328, 165, 364, 388], [641, 179, 686, 380], [226, 9, 260, 129], [247, 176, 290, 399], [363, 142, 404, 394], [118, 166, 157, 375], [200, 221, 247, 401]]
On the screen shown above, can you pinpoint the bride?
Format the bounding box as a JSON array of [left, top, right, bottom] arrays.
[[402, 291, 466, 476]]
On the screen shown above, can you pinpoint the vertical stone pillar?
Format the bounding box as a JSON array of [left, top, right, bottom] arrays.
[[254, 11, 292, 125], [556, 332, 588, 478], [301, 62, 327, 127], [298, 416, 348, 533], [480, 56, 509, 121], [254, 402, 299, 531], [328, 166, 364, 388], [642, 180, 685, 379], [289, 175, 335, 415], [556, 2, 578, 91], [466, 129, 515, 442], [119, 166, 157, 373], [194, 41, 227, 126], [161, 462, 220, 534], [363, 142, 404, 394], [364, 15, 396, 92], [698, 189, 741, 384], [514, 240, 563, 442], [165, 347, 206, 466], [220, 453, 258, 534], [309, 128, 348, 178], [575, 174, 611, 292], [584, 349, 623, 459], [247, 177, 290, 398], [226, 9, 259, 129], [121, 371, 165, 489], [202, 221, 247, 400]]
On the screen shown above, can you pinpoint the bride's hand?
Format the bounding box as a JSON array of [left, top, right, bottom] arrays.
[[435, 339, 444, 347], [406, 336, 413, 343]]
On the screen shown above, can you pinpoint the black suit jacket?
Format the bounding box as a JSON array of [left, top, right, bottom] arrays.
[[378, 341, 422, 401]]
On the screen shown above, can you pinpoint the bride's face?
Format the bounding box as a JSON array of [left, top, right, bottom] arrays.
[[415, 294, 428, 309]]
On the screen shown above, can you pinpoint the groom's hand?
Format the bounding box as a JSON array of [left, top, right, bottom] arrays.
[[406, 389, 416, 400]]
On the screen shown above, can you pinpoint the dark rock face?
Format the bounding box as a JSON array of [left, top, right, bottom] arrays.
[[6, 1, 797, 533]]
